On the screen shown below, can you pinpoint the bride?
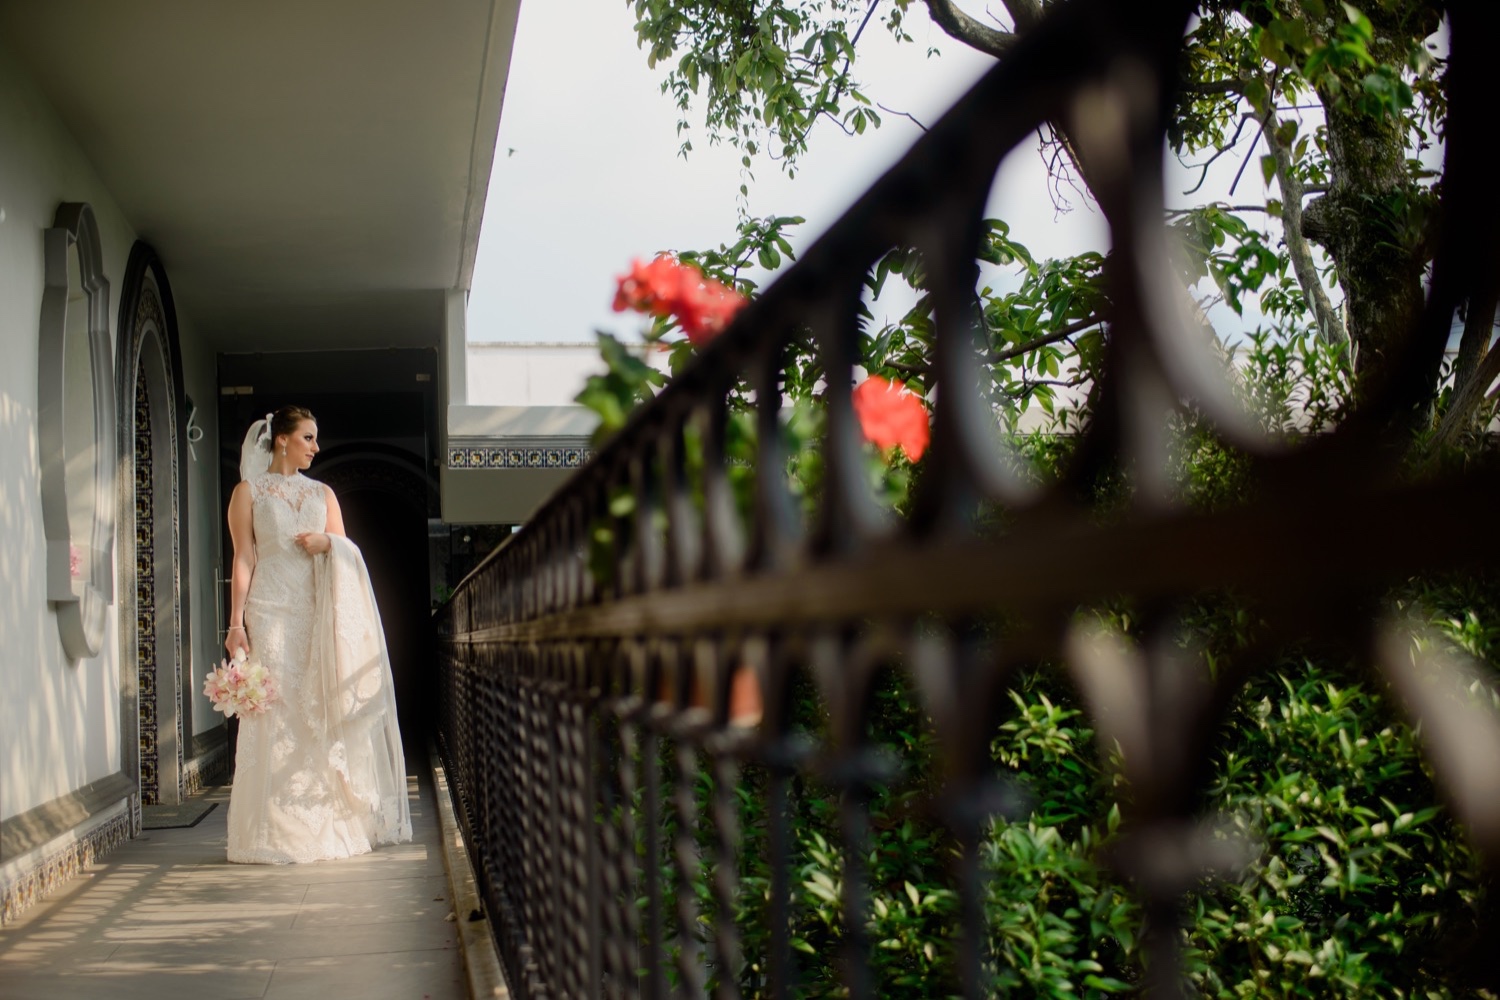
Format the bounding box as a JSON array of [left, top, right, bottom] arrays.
[[223, 406, 412, 863]]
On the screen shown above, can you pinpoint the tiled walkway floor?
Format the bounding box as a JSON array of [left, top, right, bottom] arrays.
[[0, 765, 465, 1000]]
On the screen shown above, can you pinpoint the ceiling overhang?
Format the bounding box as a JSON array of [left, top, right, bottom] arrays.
[[1, 0, 520, 351]]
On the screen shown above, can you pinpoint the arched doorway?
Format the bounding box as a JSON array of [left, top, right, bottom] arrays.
[[117, 245, 193, 809], [314, 447, 438, 740]]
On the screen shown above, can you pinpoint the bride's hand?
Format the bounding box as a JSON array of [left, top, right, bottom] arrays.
[[225, 626, 251, 660], [295, 531, 332, 555]]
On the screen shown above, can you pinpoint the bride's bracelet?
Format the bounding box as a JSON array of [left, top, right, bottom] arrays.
[[227, 625, 245, 632]]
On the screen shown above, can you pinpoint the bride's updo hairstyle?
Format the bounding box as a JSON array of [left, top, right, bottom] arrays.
[[240, 405, 317, 481], [268, 405, 316, 450]]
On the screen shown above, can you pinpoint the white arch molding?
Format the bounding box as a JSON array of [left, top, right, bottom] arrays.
[[37, 203, 117, 661]]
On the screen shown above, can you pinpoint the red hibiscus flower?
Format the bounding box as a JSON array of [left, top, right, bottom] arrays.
[[612, 256, 681, 316], [613, 255, 745, 346], [852, 375, 930, 461]]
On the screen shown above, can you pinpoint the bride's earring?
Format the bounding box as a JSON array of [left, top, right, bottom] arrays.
[[280, 447, 287, 457]]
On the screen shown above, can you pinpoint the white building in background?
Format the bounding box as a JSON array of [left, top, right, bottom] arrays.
[[443, 341, 673, 523]]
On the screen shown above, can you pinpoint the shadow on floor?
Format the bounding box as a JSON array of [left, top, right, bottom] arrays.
[[0, 765, 465, 1000]]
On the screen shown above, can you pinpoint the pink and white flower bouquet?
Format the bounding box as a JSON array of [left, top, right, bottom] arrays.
[[204, 649, 278, 717]]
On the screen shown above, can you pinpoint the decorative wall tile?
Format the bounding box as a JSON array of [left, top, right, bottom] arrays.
[[130, 298, 185, 807], [447, 444, 592, 470], [135, 370, 159, 805], [0, 804, 132, 925]]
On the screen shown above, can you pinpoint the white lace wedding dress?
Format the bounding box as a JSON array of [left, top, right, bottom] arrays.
[[227, 471, 412, 864]]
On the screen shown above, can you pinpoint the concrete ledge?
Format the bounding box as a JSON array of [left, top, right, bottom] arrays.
[[430, 748, 509, 999]]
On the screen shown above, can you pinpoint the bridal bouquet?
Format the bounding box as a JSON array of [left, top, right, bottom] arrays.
[[204, 649, 278, 717]]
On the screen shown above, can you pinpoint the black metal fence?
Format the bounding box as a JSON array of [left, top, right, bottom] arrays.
[[434, 0, 1500, 996]]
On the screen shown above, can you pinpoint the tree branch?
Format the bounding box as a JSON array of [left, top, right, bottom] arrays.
[[1016, 375, 1088, 391], [1165, 204, 1275, 217], [989, 315, 1100, 365], [1453, 291, 1498, 396], [1261, 107, 1348, 347], [882, 358, 928, 377], [1181, 114, 1254, 196], [849, 0, 884, 46], [814, 108, 858, 137], [922, 0, 1094, 208], [1227, 119, 1265, 197], [997, 0, 1044, 31], [877, 102, 928, 132], [922, 0, 1019, 59], [1188, 78, 1243, 97], [1432, 329, 1500, 447], [1038, 123, 1092, 212], [880, 314, 1102, 378]]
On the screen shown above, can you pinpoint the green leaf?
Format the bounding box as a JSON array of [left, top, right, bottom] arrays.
[[1257, 28, 1291, 69], [1083, 975, 1133, 992], [607, 488, 635, 518]]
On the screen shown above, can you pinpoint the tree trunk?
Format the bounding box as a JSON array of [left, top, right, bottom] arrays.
[[1295, 0, 1442, 410], [1301, 98, 1426, 405], [1453, 291, 1497, 397]]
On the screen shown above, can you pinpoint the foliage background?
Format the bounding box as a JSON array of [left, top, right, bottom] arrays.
[[575, 1, 1500, 996]]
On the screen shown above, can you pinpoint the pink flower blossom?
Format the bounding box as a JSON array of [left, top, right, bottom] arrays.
[[203, 651, 278, 718], [203, 667, 230, 709]]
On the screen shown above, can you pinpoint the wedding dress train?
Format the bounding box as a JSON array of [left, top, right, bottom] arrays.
[[227, 471, 411, 864]]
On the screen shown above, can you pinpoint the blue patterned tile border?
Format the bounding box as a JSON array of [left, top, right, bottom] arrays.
[[448, 443, 593, 470]]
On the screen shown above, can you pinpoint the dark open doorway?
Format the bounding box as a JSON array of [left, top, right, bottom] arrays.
[[335, 474, 434, 740]]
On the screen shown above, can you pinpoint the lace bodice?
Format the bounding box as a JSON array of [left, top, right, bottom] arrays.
[[249, 472, 327, 557], [246, 473, 327, 609]]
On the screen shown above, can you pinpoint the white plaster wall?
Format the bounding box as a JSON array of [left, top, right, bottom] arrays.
[[0, 40, 137, 821]]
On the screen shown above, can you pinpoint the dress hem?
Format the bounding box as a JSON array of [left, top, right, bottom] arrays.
[[226, 830, 414, 866]]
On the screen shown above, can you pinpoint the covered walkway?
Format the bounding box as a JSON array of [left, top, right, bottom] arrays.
[[0, 764, 467, 1000]]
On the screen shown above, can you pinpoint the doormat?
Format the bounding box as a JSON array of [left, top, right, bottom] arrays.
[[141, 800, 218, 830]]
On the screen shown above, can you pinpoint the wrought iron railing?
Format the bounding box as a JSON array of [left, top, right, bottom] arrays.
[[434, 0, 1500, 996]]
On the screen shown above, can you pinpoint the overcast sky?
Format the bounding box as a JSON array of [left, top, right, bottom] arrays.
[[463, 0, 1361, 352], [463, 0, 1134, 344]]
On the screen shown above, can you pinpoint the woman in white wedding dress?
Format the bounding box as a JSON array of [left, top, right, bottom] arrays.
[[223, 406, 412, 864]]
